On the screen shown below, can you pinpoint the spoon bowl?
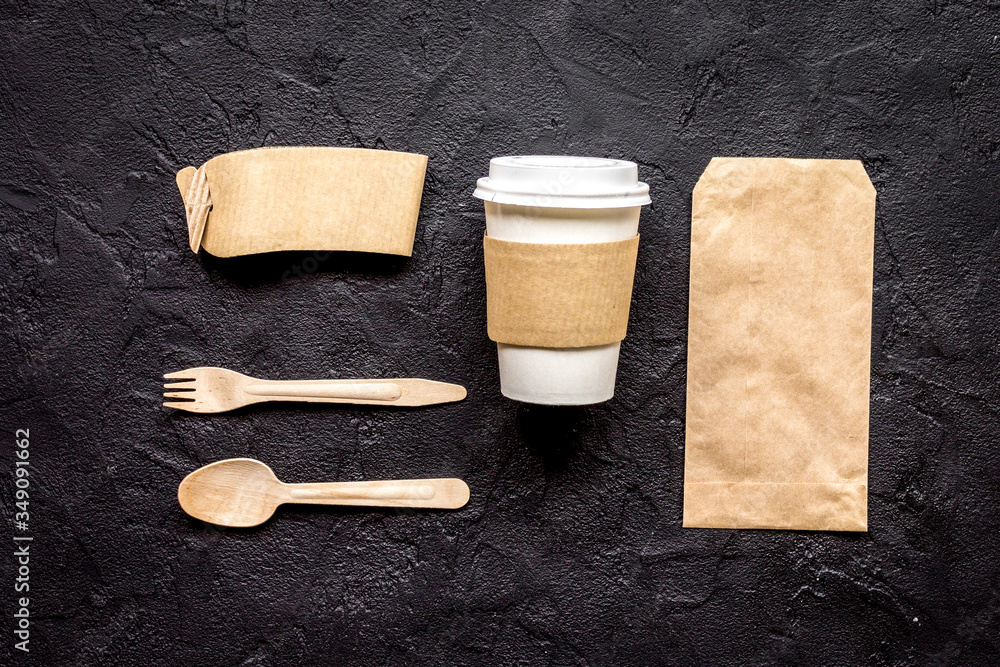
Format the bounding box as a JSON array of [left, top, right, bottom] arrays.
[[179, 458, 287, 527]]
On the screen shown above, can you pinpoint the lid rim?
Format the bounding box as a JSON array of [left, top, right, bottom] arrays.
[[473, 187, 651, 209]]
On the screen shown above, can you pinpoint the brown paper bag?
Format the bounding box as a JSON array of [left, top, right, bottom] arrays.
[[683, 157, 875, 531]]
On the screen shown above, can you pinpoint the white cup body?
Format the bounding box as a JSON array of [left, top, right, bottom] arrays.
[[484, 201, 641, 405]]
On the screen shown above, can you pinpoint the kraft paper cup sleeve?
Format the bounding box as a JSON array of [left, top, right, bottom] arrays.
[[175, 146, 427, 257], [483, 235, 640, 348], [683, 157, 875, 532]]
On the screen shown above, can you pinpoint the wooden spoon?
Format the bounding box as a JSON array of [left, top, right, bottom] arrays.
[[178, 458, 470, 527]]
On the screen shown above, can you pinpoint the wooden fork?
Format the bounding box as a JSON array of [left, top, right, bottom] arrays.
[[163, 367, 466, 413]]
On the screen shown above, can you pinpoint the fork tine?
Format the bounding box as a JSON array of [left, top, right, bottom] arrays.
[[163, 391, 198, 400], [163, 381, 196, 389], [164, 369, 197, 379]]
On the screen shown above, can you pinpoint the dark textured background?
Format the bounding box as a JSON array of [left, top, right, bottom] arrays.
[[2, 1, 999, 665]]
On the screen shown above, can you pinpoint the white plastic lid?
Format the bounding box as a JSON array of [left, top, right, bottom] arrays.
[[473, 155, 651, 209]]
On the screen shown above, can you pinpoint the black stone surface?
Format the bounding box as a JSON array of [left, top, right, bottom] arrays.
[[2, 1, 999, 665]]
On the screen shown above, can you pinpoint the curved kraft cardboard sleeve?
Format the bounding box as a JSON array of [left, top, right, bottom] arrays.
[[683, 158, 875, 532], [483, 235, 639, 348], [176, 147, 427, 257]]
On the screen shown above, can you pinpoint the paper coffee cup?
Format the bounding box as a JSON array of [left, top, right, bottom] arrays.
[[474, 156, 650, 405]]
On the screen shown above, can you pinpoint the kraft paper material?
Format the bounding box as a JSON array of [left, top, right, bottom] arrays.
[[176, 147, 427, 257], [483, 235, 639, 348], [683, 157, 875, 532]]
